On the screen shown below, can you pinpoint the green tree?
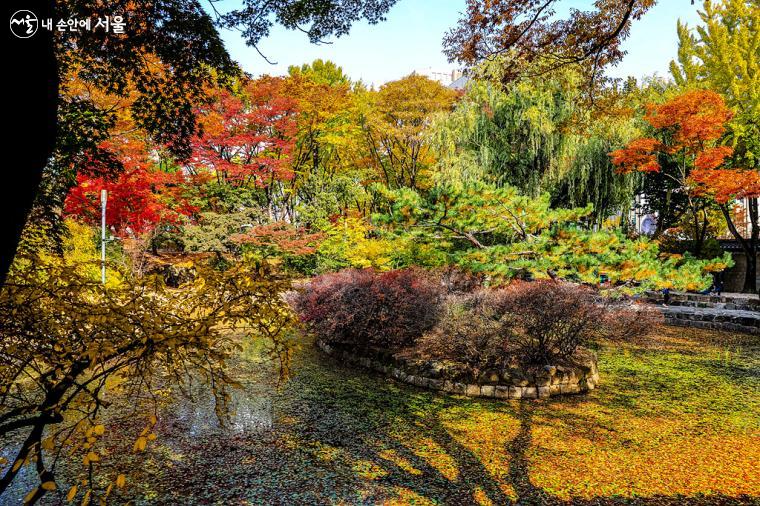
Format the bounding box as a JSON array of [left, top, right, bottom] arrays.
[[377, 182, 731, 291], [430, 74, 638, 223]]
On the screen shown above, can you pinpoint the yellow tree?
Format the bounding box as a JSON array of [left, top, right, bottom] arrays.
[[670, 0, 759, 168], [362, 75, 458, 190], [283, 64, 370, 224], [0, 256, 295, 503]]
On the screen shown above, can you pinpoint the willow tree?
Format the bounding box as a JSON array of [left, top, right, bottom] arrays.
[[429, 72, 638, 223]]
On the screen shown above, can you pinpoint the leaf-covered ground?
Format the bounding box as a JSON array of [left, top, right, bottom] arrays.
[[13, 326, 760, 505]]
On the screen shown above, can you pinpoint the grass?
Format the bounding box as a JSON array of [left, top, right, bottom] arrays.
[[17, 326, 760, 505]]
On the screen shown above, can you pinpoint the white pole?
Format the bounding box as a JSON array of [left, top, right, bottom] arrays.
[[101, 189, 107, 285]]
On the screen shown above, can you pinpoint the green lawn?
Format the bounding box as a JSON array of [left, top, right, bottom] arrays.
[[18, 326, 760, 505]]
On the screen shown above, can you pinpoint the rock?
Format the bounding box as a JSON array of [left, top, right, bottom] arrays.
[[409, 375, 425, 387], [509, 370, 530, 387], [523, 387, 538, 399], [543, 365, 557, 376], [426, 361, 445, 379], [480, 385, 496, 397], [537, 386, 551, 399], [549, 384, 561, 396], [478, 370, 501, 385], [160, 262, 197, 288], [465, 384, 480, 396], [509, 386, 523, 399], [494, 386, 510, 399], [535, 371, 552, 387], [560, 383, 580, 395]]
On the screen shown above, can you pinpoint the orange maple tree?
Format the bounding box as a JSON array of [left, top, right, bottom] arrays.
[[610, 90, 758, 293]]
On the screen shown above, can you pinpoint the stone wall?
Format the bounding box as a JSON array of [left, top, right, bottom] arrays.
[[644, 291, 759, 335], [723, 251, 760, 293], [661, 308, 759, 335], [317, 340, 600, 400]]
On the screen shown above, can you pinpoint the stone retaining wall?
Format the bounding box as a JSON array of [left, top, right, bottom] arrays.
[[662, 309, 759, 335], [317, 340, 600, 400], [644, 291, 759, 311]]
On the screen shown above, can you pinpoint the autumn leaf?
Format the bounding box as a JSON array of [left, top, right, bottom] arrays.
[[66, 485, 78, 502]]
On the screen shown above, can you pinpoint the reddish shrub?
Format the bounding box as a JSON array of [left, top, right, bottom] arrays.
[[291, 268, 443, 350], [416, 289, 513, 373], [597, 299, 663, 343], [418, 280, 658, 370], [501, 280, 604, 365], [435, 266, 484, 294]]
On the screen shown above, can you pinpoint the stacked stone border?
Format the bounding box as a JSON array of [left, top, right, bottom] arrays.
[[643, 291, 759, 335], [317, 340, 600, 400], [661, 311, 759, 335]]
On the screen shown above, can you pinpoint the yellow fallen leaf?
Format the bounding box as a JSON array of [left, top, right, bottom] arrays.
[[66, 485, 78, 502], [115, 474, 126, 488], [41, 481, 57, 491], [23, 488, 38, 504], [133, 437, 147, 452]]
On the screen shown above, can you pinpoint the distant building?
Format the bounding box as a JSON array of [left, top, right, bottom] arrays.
[[412, 68, 464, 87], [448, 74, 470, 90]]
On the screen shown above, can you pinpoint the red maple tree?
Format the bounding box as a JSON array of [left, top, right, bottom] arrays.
[[188, 77, 298, 188], [64, 133, 197, 236]]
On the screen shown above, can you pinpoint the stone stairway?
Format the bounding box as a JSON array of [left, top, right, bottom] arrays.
[[644, 291, 759, 335]]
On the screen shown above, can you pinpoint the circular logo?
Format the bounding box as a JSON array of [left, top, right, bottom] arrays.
[[10, 10, 38, 39]]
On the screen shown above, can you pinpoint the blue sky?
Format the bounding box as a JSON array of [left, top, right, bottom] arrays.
[[214, 0, 703, 87]]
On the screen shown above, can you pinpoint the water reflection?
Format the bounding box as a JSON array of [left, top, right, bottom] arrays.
[[168, 390, 274, 437], [162, 342, 283, 438]]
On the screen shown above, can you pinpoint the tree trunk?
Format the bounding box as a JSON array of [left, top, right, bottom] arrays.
[[720, 200, 758, 295], [2, 0, 58, 286], [746, 198, 758, 295]]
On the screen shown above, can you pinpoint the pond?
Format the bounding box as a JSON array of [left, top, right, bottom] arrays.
[[3, 326, 759, 505]]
